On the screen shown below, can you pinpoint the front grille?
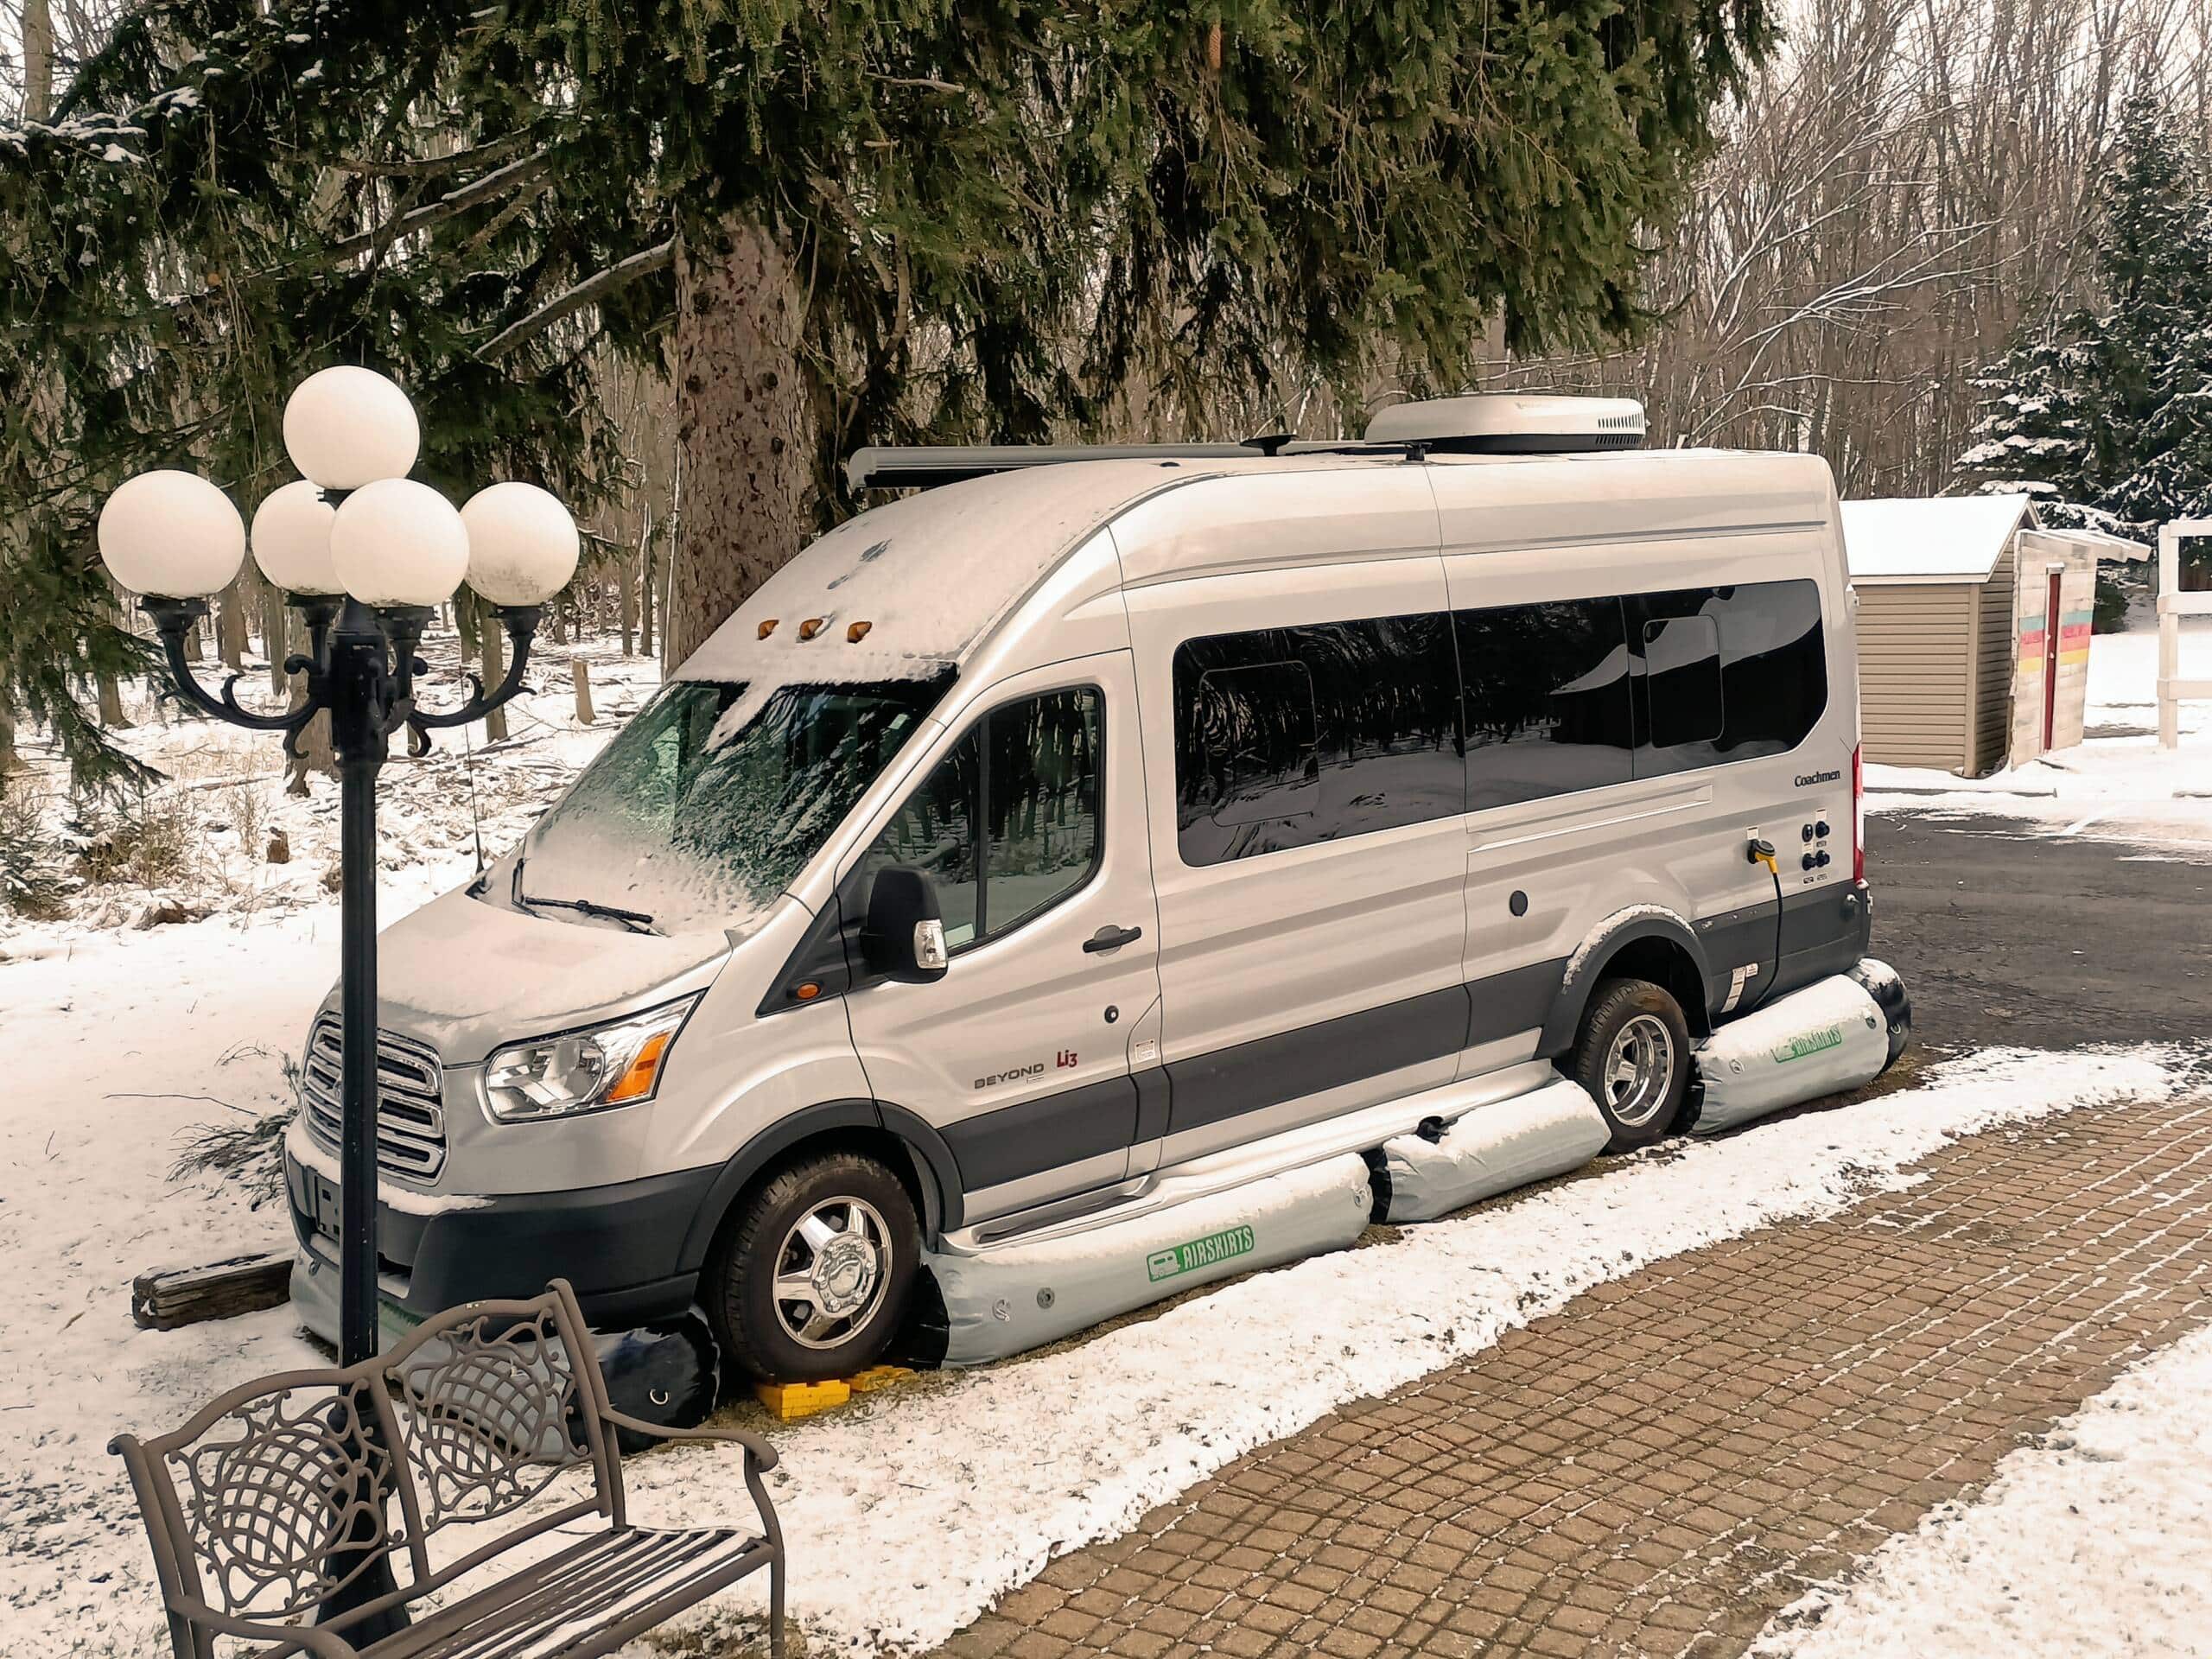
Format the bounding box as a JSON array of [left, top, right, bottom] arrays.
[[301, 1014, 448, 1180]]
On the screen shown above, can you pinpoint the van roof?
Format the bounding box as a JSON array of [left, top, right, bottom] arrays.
[[675, 448, 1835, 689]]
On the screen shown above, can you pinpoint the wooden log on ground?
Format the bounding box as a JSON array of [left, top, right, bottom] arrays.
[[131, 1251, 292, 1331]]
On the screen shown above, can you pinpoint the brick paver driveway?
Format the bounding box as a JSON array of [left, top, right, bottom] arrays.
[[933, 1090, 2212, 1659]]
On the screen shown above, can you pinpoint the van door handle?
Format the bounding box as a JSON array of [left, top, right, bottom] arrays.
[[1084, 925, 1143, 953]]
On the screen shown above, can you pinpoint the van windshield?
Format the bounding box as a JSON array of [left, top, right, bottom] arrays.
[[505, 673, 952, 934]]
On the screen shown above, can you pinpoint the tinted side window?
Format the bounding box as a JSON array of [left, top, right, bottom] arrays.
[[1455, 599, 1635, 810], [1630, 582, 1825, 773], [1174, 614, 1460, 865], [861, 686, 1103, 950], [1709, 580, 1827, 755]]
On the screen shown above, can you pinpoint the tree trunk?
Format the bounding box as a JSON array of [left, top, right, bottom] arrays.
[[22, 0, 54, 121], [572, 656, 594, 724], [483, 625, 508, 743], [286, 671, 334, 796], [218, 581, 250, 671], [639, 528, 656, 661], [618, 546, 636, 657], [668, 218, 813, 667], [0, 709, 19, 775], [265, 588, 290, 696], [454, 586, 482, 666], [98, 673, 129, 728]]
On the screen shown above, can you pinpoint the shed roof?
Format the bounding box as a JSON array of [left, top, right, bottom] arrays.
[[1840, 493, 2037, 585]]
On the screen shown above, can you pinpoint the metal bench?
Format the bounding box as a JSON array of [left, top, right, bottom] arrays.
[[111, 1280, 785, 1658]]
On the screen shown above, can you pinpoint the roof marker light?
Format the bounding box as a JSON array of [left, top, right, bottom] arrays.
[[847, 620, 873, 643], [798, 617, 825, 640], [758, 618, 779, 639]]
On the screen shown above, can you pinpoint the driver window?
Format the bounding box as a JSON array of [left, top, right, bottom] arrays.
[[861, 686, 1102, 952], [864, 731, 981, 947]]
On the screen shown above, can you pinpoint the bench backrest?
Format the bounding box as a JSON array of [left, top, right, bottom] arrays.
[[111, 1281, 626, 1649]]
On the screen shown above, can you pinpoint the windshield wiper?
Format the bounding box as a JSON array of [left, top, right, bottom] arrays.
[[510, 857, 659, 934]]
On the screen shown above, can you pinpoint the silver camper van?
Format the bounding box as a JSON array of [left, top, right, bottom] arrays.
[[284, 397, 1902, 1380]]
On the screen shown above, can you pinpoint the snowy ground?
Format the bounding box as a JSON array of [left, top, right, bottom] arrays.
[[3, 619, 2210, 1655], [1751, 1317, 2212, 1659], [1, 629, 658, 943], [0, 910, 2194, 1657], [1866, 611, 2212, 855]]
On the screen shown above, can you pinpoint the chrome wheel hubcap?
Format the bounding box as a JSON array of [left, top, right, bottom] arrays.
[[1603, 1014, 1676, 1128], [771, 1197, 891, 1350]]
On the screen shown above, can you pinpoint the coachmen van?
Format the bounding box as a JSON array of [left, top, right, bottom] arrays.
[[283, 396, 1902, 1381]]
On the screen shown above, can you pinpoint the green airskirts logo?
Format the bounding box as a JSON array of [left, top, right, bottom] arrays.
[[1770, 1024, 1845, 1064], [1147, 1224, 1256, 1282]]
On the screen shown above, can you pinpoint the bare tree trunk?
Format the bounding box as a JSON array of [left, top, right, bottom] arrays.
[[22, 0, 54, 120], [483, 625, 509, 743], [454, 586, 482, 666], [618, 545, 636, 657], [285, 672, 334, 796], [0, 709, 20, 775], [265, 588, 290, 696], [639, 527, 656, 662], [667, 219, 812, 666], [218, 580, 249, 671], [572, 657, 594, 724]]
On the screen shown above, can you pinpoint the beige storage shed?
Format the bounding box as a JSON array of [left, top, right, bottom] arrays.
[[1840, 495, 2147, 775]]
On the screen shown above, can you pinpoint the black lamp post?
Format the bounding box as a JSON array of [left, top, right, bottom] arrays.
[[98, 368, 579, 1367], [133, 590, 542, 1361], [96, 371, 580, 1637]]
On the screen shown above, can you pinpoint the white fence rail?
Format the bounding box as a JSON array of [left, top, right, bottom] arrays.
[[2158, 519, 2212, 748]]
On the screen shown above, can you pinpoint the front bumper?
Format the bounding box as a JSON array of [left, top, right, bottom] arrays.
[[283, 1143, 716, 1347]]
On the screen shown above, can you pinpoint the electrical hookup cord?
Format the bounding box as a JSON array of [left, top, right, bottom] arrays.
[[1744, 838, 1785, 1014]]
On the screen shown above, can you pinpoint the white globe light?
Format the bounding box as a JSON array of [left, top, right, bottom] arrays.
[[249, 480, 343, 594], [330, 478, 469, 607], [283, 366, 421, 490], [461, 482, 581, 607], [97, 470, 246, 598]]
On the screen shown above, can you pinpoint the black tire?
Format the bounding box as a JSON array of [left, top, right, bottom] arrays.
[[705, 1149, 920, 1383], [1568, 976, 1693, 1152]]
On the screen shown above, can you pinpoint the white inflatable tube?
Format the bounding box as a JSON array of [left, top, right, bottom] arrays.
[[1689, 970, 1893, 1135], [1376, 1078, 1611, 1224], [915, 1154, 1374, 1366]]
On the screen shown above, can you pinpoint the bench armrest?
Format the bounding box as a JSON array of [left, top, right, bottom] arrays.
[[601, 1408, 779, 1471], [168, 1594, 360, 1658]]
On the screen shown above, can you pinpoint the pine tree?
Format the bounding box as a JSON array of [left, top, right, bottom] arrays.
[[1958, 91, 2212, 571], [7, 0, 1777, 778]]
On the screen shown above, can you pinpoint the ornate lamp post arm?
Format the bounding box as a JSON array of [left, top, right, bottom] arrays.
[[402, 605, 543, 753]]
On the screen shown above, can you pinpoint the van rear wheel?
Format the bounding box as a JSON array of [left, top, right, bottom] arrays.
[[707, 1149, 919, 1383], [1570, 976, 1693, 1152]]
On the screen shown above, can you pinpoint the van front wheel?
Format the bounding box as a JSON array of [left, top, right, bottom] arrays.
[[707, 1150, 920, 1383], [1569, 976, 1693, 1152]]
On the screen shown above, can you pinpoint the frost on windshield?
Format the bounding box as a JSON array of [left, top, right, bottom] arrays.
[[508, 674, 950, 933]]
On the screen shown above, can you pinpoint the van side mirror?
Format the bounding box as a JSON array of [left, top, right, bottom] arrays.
[[860, 867, 950, 984]]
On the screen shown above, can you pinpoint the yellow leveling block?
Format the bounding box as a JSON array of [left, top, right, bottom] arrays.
[[753, 1365, 913, 1421]]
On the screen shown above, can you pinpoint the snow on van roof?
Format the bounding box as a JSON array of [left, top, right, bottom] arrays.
[[675, 457, 1223, 686], [1840, 493, 2036, 583]]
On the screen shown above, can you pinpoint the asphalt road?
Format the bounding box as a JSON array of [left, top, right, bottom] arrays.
[[1867, 809, 2212, 1056]]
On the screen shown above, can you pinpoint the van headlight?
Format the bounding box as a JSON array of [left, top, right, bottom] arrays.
[[482, 995, 700, 1122]]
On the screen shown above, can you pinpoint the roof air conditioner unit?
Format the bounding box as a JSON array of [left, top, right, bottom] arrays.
[[1363, 394, 1645, 454]]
